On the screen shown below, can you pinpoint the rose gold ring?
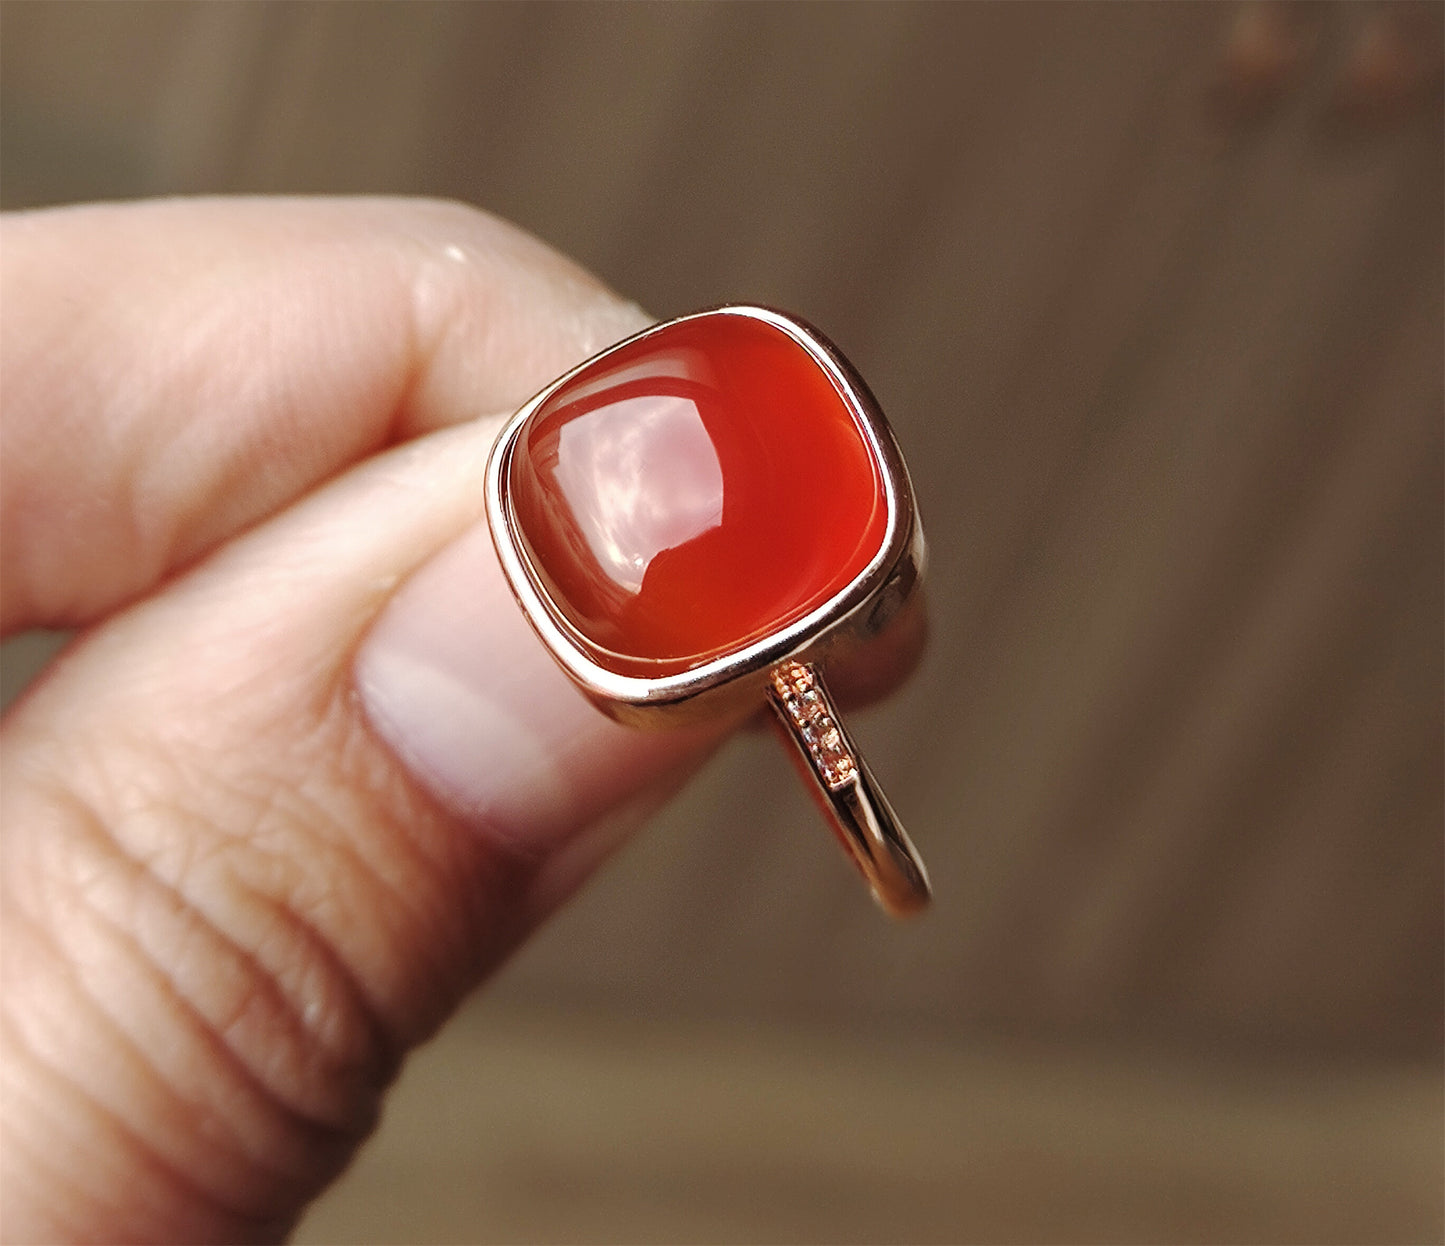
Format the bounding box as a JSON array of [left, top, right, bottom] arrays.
[[485, 306, 930, 917]]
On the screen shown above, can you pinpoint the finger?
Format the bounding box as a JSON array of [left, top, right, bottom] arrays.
[[0, 197, 646, 635]]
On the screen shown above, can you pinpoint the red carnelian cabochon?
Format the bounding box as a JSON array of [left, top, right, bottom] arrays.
[[507, 312, 889, 676]]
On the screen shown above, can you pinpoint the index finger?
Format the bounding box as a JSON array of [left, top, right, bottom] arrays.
[[0, 197, 646, 635]]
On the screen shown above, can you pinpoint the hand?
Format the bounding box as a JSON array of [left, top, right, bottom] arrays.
[[0, 198, 923, 1242]]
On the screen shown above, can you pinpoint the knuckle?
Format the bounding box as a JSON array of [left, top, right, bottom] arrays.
[[2, 694, 493, 1228]]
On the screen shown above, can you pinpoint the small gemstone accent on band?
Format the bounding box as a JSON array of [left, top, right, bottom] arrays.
[[771, 661, 857, 789]]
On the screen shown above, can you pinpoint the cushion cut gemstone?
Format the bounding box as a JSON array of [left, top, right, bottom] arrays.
[[506, 312, 889, 676]]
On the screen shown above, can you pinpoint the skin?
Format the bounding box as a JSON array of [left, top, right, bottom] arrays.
[[0, 199, 923, 1243]]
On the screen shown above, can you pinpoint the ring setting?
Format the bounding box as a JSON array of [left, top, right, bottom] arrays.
[[485, 305, 931, 916]]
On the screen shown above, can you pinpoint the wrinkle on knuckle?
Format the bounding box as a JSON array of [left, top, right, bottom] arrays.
[[6, 728, 399, 1179], [3, 853, 317, 1236], [1, 1007, 285, 1244]]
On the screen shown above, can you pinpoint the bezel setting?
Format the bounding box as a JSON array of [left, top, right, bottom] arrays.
[[484, 305, 924, 726]]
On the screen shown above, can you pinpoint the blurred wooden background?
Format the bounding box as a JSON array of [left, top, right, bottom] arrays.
[[2, 3, 1441, 1241]]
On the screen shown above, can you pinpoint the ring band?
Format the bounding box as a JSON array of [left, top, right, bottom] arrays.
[[767, 660, 929, 915]]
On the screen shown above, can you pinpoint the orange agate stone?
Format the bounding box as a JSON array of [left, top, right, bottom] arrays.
[[507, 313, 888, 676]]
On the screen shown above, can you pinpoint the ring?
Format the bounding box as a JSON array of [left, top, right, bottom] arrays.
[[485, 306, 931, 916]]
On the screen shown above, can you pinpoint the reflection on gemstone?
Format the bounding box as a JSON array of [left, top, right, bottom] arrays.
[[553, 394, 724, 596]]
